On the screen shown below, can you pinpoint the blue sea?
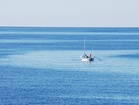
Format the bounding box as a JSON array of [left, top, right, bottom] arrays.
[[0, 27, 139, 105]]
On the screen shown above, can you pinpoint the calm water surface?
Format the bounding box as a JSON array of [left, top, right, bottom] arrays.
[[0, 27, 139, 105]]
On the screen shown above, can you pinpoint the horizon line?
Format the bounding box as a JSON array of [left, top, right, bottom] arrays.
[[0, 25, 139, 28]]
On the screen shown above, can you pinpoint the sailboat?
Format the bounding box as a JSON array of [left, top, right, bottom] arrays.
[[80, 39, 94, 61]]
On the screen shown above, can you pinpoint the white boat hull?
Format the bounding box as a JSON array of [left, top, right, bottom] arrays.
[[80, 57, 94, 62]]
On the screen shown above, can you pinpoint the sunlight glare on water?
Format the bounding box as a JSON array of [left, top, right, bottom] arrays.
[[0, 50, 139, 74]]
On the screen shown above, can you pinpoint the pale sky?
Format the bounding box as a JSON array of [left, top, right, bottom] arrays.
[[0, 0, 139, 27]]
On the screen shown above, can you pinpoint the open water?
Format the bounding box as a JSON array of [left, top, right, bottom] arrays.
[[0, 27, 139, 105]]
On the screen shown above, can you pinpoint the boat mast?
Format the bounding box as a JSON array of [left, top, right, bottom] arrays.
[[84, 38, 85, 52]]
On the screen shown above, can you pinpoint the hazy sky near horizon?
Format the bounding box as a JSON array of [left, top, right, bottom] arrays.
[[0, 0, 139, 27]]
